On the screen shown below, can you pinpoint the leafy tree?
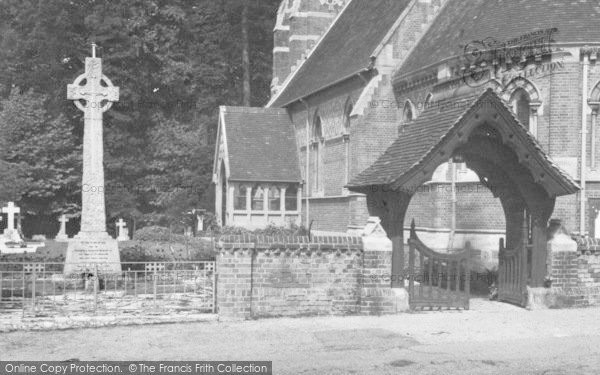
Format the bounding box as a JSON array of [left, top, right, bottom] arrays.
[[0, 0, 281, 234], [0, 89, 81, 221]]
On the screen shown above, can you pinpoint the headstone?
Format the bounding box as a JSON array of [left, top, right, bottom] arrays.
[[2, 202, 22, 243], [116, 218, 129, 241], [64, 44, 121, 275], [195, 209, 206, 233], [55, 214, 69, 242]]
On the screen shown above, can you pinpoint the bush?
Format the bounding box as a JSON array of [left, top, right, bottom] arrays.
[[119, 239, 216, 262], [133, 226, 173, 242], [203, 224, 309, 238]]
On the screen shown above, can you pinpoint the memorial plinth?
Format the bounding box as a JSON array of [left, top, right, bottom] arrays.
[[64, 45, 121, 275]]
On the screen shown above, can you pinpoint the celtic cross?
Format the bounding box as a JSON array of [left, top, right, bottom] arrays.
[[66, 44, 119, 237], [67, 44, 119, 115]]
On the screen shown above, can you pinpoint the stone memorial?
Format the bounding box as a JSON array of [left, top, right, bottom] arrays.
[[2, 202, 22, 243], [116, 218, 129, 241], [55, 214, 69, 242], [64, 44, 121, 274]]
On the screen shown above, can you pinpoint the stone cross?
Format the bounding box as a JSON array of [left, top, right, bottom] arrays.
[[2, 202, 20, 232], [56, 214, 69, 241], [67, 44, 119, 238], [116, 218, 128, 241]]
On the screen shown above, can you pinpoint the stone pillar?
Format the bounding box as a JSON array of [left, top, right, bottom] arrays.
[[245, 184, 252, 221], [280, 186, 287, 220], [527, 220, 578, 309], [216, 243, 255, 320], [263, 186, 269, 219], [360, 217, 409, 314], [366, 190, 411, 288]]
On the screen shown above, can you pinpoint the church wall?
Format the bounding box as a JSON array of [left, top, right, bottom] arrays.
[[546, 60, 582, 160], [303, 197, 350, 233], [351, 74, 400, 178], [272, 0, 346, 94]]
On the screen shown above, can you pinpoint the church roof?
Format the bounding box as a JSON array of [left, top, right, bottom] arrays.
[[398, 0, 600, 78], [269, 0, 412, 108], [347, 89, 579, 197], [219, 107, 301, 183]]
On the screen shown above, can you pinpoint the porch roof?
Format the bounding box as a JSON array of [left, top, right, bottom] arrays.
[[347, 88, 579, 197]]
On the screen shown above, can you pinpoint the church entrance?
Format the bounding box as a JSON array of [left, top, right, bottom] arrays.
[[348, 89, 579, 310]]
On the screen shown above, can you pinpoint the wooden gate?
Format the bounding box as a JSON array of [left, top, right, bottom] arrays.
[[407, 222, 471, 310], [497, 238, 528, 306]]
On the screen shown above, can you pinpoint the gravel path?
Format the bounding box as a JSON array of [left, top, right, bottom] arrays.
[[1, 299, 600, 374]]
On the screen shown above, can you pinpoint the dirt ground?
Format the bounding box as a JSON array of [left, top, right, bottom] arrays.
[[2, 299, 600, 374]]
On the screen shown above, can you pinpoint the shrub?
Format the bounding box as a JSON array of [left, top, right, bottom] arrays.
[[202, 224, 309, 238], [133, 226, 173, 242]]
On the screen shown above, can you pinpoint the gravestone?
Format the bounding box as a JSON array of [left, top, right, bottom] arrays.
[[116, 218, 129, 241], [55, 214, 69, 242], [64, 44, 121, 275], [2, 202, 22, 243]]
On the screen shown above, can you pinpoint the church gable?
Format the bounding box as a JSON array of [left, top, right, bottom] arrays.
[[268, 0, 415, 108]]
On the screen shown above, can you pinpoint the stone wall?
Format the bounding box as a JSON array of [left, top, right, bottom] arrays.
[[216, 233, 407, 319]]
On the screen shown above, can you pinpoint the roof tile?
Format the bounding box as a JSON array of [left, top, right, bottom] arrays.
[[222, 107, 301, 182]]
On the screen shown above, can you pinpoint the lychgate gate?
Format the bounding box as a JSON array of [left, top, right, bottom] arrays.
[[408, 221, 470, 310], [348, 89, 580, 309]]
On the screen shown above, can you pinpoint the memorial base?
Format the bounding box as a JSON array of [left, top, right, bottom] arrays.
[[64, 234, 121, 275]]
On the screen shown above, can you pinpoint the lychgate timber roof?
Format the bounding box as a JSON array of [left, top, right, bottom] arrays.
[[219, 106, 301, 183], [347, 89, 579, 197], [398, 0, 600, 78], [269, 0, 412, 108]]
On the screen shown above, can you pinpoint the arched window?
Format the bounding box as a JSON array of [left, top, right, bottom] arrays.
[[424, 93, 433, 110], [285, 186, 298, 211], [510, 89, 531, 130], [313, 114, 323, 139], [312, 114, 324, 194], [268, 187, 281, 211], [251, 185, 264, 211], [402, 101, 414, 123], [399, 100, 415, 134]]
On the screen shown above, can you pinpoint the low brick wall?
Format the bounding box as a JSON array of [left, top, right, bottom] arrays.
[[216, 234, 403, 319], [549, 251, 600, 307]]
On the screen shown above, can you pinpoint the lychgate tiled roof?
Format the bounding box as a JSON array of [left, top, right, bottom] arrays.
[[347, 89, 579, 196], [398, 0, 600, 78], [221, 107, 301, 183], [269, 0, 412, 108]]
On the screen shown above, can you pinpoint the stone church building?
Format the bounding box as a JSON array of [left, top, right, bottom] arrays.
[[214, 0, 600, 256]]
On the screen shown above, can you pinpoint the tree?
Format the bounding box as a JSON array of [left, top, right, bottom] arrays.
[[0, 88, 81, 235], [242, 0, 251, 106], [0, 0, 282, 234]]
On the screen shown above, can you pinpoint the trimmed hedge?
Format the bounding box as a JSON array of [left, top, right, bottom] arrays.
[[0, 238, 216, 263]]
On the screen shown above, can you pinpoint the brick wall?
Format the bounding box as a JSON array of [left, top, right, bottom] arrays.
[[549, 250, 600, 307], [406, 182, 505, 230], [305, 197, 350, 233], [216, 234, 400, 319]]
